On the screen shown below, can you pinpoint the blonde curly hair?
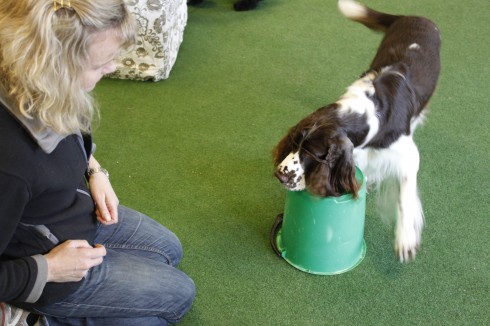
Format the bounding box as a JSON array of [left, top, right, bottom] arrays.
[[0, 0, 136, 135]]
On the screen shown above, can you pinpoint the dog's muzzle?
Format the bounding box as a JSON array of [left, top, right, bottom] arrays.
[[275, 152, 306, 191]]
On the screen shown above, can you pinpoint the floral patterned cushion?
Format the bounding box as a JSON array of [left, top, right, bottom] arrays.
[[107, 0, 188, 81]]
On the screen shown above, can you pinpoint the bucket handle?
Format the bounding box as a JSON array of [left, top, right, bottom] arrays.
[[270, 213, 284, 257]]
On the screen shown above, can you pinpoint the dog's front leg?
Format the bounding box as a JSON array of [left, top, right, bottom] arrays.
[[394, 137, 424, 262], [353, 147, 368, 172]]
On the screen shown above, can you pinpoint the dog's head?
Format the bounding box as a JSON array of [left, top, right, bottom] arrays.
[[273, 106, 360, 198]]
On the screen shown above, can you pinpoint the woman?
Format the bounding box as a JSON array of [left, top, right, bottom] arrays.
[[0, 1, 195, 325]]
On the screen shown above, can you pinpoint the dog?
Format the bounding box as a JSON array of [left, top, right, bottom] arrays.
[[273, 0, 441, 262], [188, 0, 262, 11]]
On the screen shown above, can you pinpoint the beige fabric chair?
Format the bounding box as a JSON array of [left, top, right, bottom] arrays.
[[108, 0, 187, 81]]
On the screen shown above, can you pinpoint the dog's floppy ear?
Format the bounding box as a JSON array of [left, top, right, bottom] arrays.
[[331, 136, 360, 198], [308, 163, 335, 197], [308, 135, 360, 198], [273, 126, 307, 166], [273, 133, 294, 166]]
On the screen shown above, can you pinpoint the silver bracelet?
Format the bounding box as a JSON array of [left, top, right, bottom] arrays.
[[87, 166, 109, 179]]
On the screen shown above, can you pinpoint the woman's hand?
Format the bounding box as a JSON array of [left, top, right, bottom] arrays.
[[44, 240, 107, 282], [88, 156, 119, 224], [89, 172, 119, 224]]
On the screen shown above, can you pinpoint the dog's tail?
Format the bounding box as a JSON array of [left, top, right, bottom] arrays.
[[338, 0, 402, 32]]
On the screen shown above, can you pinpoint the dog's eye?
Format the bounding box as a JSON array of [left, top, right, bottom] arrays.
[[303, 147, 330, 165]]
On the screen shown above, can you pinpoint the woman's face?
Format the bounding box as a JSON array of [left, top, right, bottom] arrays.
[[81, 29, 122, 92]]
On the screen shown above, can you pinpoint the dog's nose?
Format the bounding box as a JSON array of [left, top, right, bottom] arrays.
[[275, 170, 289, 184]]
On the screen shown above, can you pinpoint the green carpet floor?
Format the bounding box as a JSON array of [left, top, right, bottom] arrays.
[[93, 0, 489, 324]]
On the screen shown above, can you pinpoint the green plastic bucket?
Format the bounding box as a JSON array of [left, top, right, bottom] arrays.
[[274, 167, 366, 275]]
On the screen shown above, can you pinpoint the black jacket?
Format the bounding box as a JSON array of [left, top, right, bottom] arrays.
[[0, 98, 98, 309]]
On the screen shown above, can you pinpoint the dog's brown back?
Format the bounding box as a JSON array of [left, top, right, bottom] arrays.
[[339, 0, 441, 115]]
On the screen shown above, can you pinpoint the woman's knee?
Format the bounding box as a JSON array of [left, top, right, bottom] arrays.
[[165, 272, 195, 323], [115, 206, 184, 266]]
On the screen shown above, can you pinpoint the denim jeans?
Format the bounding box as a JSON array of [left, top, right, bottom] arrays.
[[34, 206, 195, 326]]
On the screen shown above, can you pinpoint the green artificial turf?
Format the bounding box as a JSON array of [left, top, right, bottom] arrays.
[[93, 0, 489, 324]]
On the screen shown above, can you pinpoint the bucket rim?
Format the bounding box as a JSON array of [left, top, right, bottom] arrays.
[[286, 166, 365, 202], [276, 226, 366, 275]]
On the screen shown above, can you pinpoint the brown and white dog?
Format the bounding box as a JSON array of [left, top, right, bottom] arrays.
[[273, 0, 441, 262]]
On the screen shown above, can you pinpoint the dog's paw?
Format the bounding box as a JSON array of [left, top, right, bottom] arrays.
[[394, 222, 422, 262], [394, 239, 419, 262]]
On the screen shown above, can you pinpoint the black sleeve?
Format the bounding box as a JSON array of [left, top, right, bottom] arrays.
[[0, 171, 39, 302]]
